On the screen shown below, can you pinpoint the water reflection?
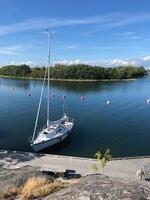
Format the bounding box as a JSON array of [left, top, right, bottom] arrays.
[[49, 80, 128, 93], [1, 78, 30, 90], [1, 78, 131, 94]]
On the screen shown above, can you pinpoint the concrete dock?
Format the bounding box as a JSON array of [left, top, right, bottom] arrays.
[[0, 150, 150, 180]]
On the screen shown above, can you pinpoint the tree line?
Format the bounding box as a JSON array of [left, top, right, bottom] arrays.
[[0, 64, 147, 80]]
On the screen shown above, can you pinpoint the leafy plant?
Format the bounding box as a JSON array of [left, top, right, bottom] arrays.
[[92, 163, 98, 174], [93, 148, 112, 175]]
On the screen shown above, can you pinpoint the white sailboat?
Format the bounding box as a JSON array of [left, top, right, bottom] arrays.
[[30, 30, 74, 152]]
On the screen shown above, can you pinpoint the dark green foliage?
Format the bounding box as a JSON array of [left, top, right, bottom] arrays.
[[0, 64, 147, 79], [30, 66, 46, 78], [0, 65, 31, 77], [50, 64, 147, 79]]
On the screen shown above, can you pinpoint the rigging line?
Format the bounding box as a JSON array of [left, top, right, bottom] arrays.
[[32, 67, 48, 142], [60, 78, 65, 114], [52, 35, 66, 116], [60, 79, 68, 115], [47, 30, 51, 127]]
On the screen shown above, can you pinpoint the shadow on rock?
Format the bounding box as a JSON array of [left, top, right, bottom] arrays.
[[0, 150, 44, 168]]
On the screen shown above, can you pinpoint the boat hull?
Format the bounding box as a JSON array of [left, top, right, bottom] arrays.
[[31, 131, 70, 152]]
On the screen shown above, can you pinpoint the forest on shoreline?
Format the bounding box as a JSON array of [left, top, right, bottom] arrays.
[[0, 64, 147, 80]]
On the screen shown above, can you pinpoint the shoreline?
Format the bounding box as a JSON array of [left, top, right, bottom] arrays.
[[1, 150, 150, 179], [0, 75, 136, 82]]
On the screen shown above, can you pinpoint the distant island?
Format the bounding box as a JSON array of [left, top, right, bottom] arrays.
[[0, 64, 147, 80]]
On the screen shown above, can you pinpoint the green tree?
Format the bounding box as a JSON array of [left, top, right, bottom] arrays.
[[0, 64, 147, 80]]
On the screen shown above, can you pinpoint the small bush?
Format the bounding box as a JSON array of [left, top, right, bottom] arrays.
[[2, 186, 20, 199], [93, 148, 112, 174], [2, 176, 65, 199], [21, 177, 64, 199]]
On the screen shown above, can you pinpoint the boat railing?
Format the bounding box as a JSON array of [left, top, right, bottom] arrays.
[[37, 125, 47, 135], [28, 136, 33, 144], [29, 124, 47, 144], [69, 118, 74, 123]]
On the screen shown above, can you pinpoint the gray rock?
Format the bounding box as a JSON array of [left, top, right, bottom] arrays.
[[1, 167, 150, 200], [43, 174, 150, 200]]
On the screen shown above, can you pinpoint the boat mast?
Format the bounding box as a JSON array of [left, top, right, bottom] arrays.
[[47, 30, 51, 127], [32, 67, 47, 142]]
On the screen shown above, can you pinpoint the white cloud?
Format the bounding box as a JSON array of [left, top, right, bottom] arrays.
[[123, 32, 135, 36], [105, 13, 150, 29], [143, 56, 150, 61], [127, 36, 141, 40], [118, 31, 135, 36], [1, 12, 150, 35], [94, 46, 123, 50], [66, 44, 80, 49], [118, 31, 141, 40], [104, 59, 136, 66], [2, 56, 150, 68], [53, 57, 150, 68], [74, 59, 81, 64], [0, 15, 115, 35], [9, 61, 33, 66], [55, 60, 69, 65], [54, 58, 131, 66], [0, 45, 22, 55], [55, 59, 81, 65]]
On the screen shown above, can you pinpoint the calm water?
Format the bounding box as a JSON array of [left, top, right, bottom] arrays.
[[0, 77, 150, 158]]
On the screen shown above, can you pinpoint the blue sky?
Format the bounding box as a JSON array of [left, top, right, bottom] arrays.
[[0, 0, 150, 67]]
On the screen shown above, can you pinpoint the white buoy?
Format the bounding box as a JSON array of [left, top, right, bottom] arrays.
[[147, 99, 150, 104], [81, 96, 84, 101], [106, 100, 110, 105]]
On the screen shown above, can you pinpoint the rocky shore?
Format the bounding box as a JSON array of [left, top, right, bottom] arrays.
[[45, 175, 150, 200], [0, 165, 79, 199], [1, 151, 150, 199], [0, 166, 150, 199]]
